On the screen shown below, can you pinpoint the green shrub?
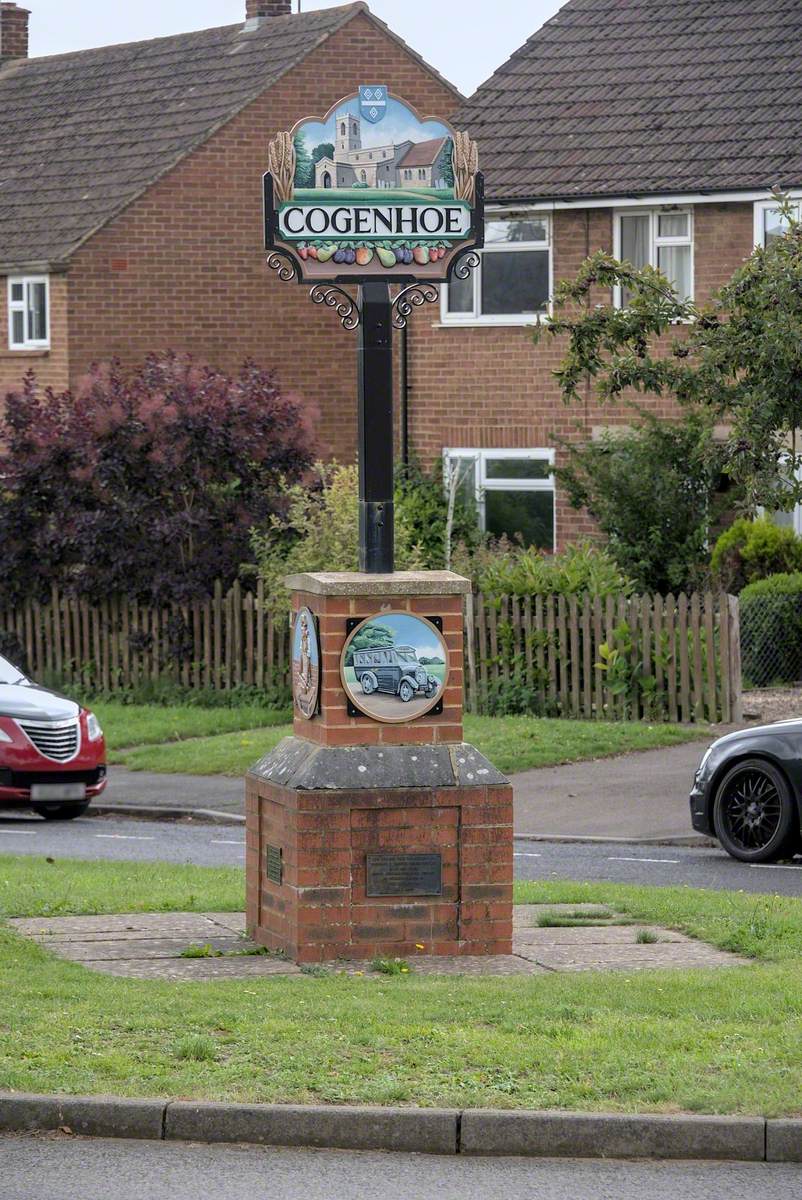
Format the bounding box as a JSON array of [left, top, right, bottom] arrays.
[[456, 539, 633, 599], [711, 518, 802, 593], [740, 572, 802, 686]]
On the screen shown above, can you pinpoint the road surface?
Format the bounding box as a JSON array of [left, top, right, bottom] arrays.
[[2, 813, 801, 895], [1, 1136, 800, 1200]]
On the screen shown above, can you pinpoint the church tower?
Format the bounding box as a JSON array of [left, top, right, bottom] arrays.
[[336, 110, 362, 155]]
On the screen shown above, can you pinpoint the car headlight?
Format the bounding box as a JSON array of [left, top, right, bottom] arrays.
[[696, 744, 715, 776], [86, 713, 103, 741], [0, 728, 12, 743]]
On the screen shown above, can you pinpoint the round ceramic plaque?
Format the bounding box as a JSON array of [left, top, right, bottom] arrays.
[[292, 606, 320, 720], [340, 611, 449, 723]]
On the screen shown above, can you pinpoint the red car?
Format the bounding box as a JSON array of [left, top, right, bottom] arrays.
[[0, 654, 106, 819]]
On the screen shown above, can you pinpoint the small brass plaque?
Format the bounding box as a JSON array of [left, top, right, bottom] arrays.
[[266, 844, 283, 886], [366, 852, 442, 897]]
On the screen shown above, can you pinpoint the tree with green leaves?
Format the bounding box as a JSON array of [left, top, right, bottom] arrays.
[[541, 197, 802, 518], [311, 142, 335, 167], [293, 132, 314, 188], [554, 410, 729, 593]]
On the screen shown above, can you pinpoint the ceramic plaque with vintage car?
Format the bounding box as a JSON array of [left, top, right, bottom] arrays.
[[341, 612, 448, 722], [0, 654, 107, 818], [690, 718, 802, 862]]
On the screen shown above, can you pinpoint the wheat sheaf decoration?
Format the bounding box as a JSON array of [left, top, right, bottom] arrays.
[[268, 131, 296, 205], [452, 131, 479, 204]]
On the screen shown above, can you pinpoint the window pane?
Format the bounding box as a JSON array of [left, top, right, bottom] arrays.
[[658, 212, 689, 238], [485, 456, 551, 481], [10, 282, 23, 303], [485, 216, 547, 245], [764, 208, 791, 245], [485, 489, 554, 550], [446, 269, 473, 314], [27, 282, 47, 341], [481, 250, 548, 315], [11, 310, 24, 345], [657, 244, 692, 299], [620, 214, 650, 269]]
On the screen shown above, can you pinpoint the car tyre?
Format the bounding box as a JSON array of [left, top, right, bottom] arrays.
[[399, 680, 414, 703], [712, 758, 797, 863], [32, 802, 91, 821]]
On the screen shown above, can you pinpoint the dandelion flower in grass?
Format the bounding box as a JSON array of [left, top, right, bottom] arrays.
[[400, 967, 409, 973], [415, 943, 425, 950]]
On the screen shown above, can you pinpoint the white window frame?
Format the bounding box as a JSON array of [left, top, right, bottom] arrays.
[[753, 195, 802, 247], [612, 207, 694, 308], [7, 275, 50, 350], [441, 209, 552, 327], [443, 447, 556, 550]]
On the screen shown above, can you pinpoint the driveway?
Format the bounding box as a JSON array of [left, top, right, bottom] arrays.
[[512, 739, 711, 841]]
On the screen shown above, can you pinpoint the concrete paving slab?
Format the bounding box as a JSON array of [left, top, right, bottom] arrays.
[[13, 908, 748, 980]]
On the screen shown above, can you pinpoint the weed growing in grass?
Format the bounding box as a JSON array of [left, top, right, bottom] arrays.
[[636, 929, 659, 944], [174, 1035, 218, 1062], [371, 957, 412, 975], [299, 964, 332, 978]]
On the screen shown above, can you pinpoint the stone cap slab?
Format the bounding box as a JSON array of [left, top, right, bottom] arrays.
[[249, 736, 508, 790], [284, 571, 471, 596]]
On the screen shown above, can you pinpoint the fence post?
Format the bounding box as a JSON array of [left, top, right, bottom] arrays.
[[464, 591, 477, 714], [728, 594, 743, 723]]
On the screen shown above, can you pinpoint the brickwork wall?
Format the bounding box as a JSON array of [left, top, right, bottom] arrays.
[[291, 588, 464, 747], [408, 201, 756, 548], [245, 774, 514, 962], [0, 272, 70, 395], [60, 13, 460, 463]]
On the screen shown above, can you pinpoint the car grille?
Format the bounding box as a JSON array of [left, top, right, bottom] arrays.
[[18, 718, 80, 762]]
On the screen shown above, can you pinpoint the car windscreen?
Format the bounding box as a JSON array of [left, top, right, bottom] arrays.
[[0, 654, 26, 684]]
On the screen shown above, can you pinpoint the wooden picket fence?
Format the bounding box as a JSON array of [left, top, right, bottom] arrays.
[[464, 590, 742, 723], [0, 584, 741, 723], [0, 581, 290, 695]]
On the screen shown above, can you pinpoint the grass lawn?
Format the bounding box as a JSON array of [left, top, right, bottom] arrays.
[[92, 703, 288, 752], [104, 704, 711, 776], [1, 855, 801, 1114]]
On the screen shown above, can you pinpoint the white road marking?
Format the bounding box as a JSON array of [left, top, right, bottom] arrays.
[[513, 852, 542, 858], [0, 829, 36, 836], [210, 839, 244, 846], [748, 862, 801, 871], [94, 834, 155, 841], [608, 856, 680, 864]]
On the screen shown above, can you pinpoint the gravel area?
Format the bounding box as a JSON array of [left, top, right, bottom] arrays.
[[741, 687, 802, 724]]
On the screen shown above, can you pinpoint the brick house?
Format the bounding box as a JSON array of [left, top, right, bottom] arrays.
[[0, 0, 460, 461], [406, 0, 802, 550]]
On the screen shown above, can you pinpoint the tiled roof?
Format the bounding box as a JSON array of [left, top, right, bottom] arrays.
[[457, 0, 802, 202], [397, 136, 447, 168], [0, 3, 372, 267]]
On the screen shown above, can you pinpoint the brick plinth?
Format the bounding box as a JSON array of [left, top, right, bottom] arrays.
[[246, 766, 513, 963], [246, 571, 512, 964]]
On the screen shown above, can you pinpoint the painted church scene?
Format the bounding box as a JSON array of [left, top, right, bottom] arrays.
[[293, 91, 455, 201]]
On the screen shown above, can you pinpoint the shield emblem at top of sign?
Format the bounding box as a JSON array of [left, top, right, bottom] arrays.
[[359, 85, 387, 124]]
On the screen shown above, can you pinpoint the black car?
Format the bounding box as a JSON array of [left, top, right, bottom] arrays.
[[690, 720, 802, 862]]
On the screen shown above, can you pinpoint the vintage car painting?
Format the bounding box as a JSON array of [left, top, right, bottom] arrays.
[[341, 612, 449, 723]]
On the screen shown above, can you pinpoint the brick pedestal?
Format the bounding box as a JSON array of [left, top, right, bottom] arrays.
[[246, 572, 513, 963]]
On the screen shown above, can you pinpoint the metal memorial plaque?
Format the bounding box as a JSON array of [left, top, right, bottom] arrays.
[[266, 844, 283, 886], [366, 852, 442, 897]]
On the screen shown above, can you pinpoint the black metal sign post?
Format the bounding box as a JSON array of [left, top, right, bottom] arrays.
[[357, 281, 394, 573]]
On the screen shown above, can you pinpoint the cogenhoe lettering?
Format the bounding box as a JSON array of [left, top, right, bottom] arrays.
[[279, 203, 470, 240]]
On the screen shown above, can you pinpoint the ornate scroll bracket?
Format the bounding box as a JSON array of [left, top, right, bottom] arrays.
[[452, 250, 481, 281], [267, 251, 298, 282], [309, 285, 361, 330], [392, 282, 440, 330]]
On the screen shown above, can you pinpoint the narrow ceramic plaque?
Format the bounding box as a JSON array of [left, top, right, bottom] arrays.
[[340, 611, 448, 723], [292, 606, 320, 720]]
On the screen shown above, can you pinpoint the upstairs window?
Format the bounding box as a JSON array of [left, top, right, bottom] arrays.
[[443, 211, 551, 325], [8, 276, 49, 349], [444, 448, 555, 551], [614, 209, 693, 306], [754, 198, 802, 247]]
